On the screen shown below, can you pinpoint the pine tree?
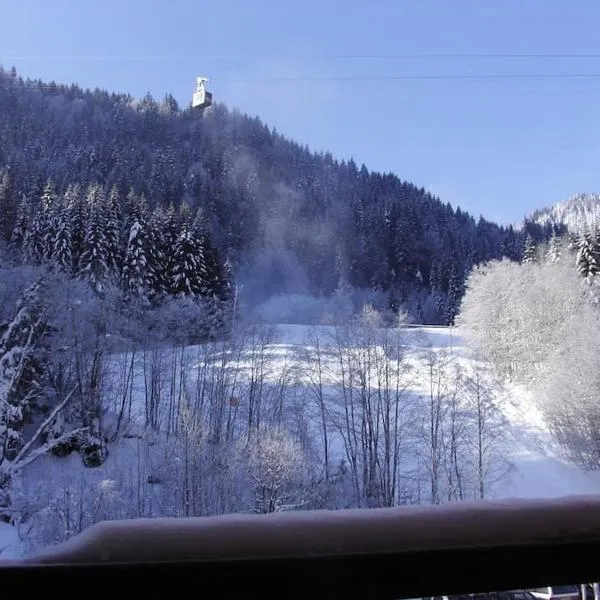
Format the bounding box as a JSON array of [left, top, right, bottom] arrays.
[[0, 169, 15, 243], [23, 211, 45, 264], [145, 207, 169, 299], [125, 189, 148, 226], [445, 262, 464, 325], [179, 201, 191, 227], [436, 293, 447, 325], [104, 186, 123, 274], [192, 206, 208, 238], [576, 230, 600, 283], [221, 253, 234, 302], [521, 235, 537, 265], [0, 279, 47, 466], [64, 184, 86, 271], [429, 261, 442, 294], [546, 232, 561, 264], [10, 195, 30, 255], [501, 228, 517, 260], [78, 185, 111, 293], [199, 240, 233, 335], [201, 237, 225, 297], [51, 198, 73, 272], [40, 180, 58, 262], [567, 232, 579, 253], [416, 298, 424, 323], [22, 183, 57, 265], [121, 220, 149, 303], [158, 203, 181, 292], [169, 227, 206, 298]]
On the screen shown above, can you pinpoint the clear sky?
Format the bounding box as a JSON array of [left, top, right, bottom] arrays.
[[2, 0, 600, 225]]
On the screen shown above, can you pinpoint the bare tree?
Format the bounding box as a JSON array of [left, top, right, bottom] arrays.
[[461, 362, 513, 498], [417, 348, 451, 505], [245, 427, 306, 513], [441, 364, 468, 501], [328, 305, 415, 507], [373, 324, 415, 507], [304, 326, 331, 479], [239, 322, 275, 442]]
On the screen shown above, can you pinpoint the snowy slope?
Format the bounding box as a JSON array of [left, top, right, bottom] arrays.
[[495, 383, 600, 499], [272, 324, 600, 499], [5, 323, 600, 559], [0, 522, 23, 558]]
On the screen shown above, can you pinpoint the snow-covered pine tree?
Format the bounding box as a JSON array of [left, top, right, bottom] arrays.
[[521, 234, 537, 265], [435, 292, 447, 325], [78, 185, 111, 293], [416, 298, 424, 323], [52, 196, 73, 272], [546, 231, 562, 264], [221, 252, 234, 302], [121, 219, 149, 304], [0, 168, 14, 243], [192, 206, 208, 238], [179, 201, 191, 227], [200, 239, 233, 336], [501, 228, 517, 260], [145, 206, 169, 299], [125, 188, 149, 227], [63, 184, 86, 272], [0, 279, 46, 520], [23, 189, 49, 265], [169, 226, 206, 298], [0, 280, 46, 454], [445, 262, 464, 325], [576, 230, 600, 283], [10, 195, 31, 255], [40, 180, 58, 262], [428, 260, 448, 324], [158, 202, 180, 286], [104, 186, 123, 275]]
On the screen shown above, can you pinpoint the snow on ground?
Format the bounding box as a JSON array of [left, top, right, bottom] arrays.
[[101, 321, 600, 502], [272, 323, 600, 500], [411, 326, 600, 499], [495, 382, 600, 499], [6, 322, 600, 558], [0, 522, 24, 559]]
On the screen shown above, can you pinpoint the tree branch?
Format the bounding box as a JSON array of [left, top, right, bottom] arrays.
[[10, 387, 78, 469], [11, 426, 88, 473]]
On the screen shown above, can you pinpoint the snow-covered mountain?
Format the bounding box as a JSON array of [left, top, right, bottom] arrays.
[[530, 193, 600, 234]]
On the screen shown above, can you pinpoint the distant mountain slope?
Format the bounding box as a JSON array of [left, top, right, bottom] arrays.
[[530, 193, 600, 234], [0, 67, 523, 323]]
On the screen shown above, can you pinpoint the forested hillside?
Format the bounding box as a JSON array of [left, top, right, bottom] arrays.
[[0, 66, 540, 324]]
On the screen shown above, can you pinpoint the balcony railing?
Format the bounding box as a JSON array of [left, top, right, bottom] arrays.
[[1, 495, 599, 599]]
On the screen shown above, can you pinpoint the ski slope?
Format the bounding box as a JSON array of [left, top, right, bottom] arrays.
[[496, 383, 600, 499], [272, 323, 600, 500]]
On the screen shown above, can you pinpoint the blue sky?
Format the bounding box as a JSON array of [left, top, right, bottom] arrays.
[[3, 0, 600, 225]]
